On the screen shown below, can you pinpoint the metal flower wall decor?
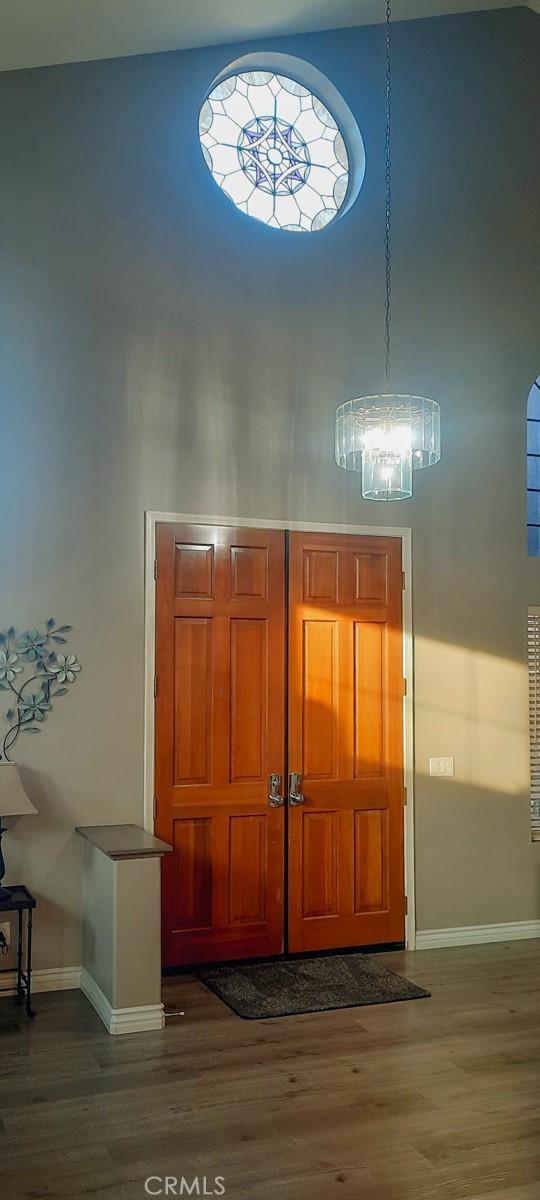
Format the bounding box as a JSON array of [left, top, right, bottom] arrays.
[[0, 621, 81, 762]]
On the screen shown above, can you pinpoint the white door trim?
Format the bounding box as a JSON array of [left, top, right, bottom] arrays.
[[144, 511, 416, 950]]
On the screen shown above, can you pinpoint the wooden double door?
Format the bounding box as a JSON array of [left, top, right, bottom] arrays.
[[155, 523, 406, 967]]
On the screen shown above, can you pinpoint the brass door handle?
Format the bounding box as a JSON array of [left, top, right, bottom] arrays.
[[289, 772, 304, 805], [268, 773, 284, 807]]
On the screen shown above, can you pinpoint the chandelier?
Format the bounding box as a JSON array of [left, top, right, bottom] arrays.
[[334, 1, 441, 501]]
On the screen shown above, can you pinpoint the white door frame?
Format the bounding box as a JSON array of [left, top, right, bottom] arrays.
[[144, 511, 416, 950]]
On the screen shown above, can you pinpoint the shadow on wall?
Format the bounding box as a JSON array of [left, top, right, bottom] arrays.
[[413, 775, 540, 929]]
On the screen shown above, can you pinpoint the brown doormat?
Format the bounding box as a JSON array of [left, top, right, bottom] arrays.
[[197, 952, 430, 1019]]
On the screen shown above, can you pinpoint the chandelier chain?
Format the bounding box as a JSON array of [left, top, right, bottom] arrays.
[[384, 0, 392, 392]]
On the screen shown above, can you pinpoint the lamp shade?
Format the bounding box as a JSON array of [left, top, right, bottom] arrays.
[[0, 764, 37, 817]]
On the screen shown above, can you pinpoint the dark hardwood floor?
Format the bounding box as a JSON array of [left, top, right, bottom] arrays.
[[1, 941, 540, 1199]]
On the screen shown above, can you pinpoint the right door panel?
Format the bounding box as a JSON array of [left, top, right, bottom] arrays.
[[288, 532, 406, 952]]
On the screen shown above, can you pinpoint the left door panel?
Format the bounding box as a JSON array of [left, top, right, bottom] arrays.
[[155, 523, 286, 966]]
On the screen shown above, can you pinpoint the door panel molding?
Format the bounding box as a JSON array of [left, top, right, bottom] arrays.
[[155, 523, 285, 965], [145, 512, 416, 950], [288, 531, 405, 952]]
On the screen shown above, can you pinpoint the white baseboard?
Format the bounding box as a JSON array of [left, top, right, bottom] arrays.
[[80, 967, 165, 1035], [4, 921, 537, 1012], [416, 919, 540, 950], [0, 965, 81, 996]]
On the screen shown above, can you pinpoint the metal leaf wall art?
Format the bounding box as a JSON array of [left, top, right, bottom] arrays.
[[0, 620, 81, 761]]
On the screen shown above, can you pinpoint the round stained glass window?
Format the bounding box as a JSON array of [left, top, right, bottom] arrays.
[[199, 53, 365, 233]]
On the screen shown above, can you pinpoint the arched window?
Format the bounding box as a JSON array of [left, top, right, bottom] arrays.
[[527, 377, 540, 555]]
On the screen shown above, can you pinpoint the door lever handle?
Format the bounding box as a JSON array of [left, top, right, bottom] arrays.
[[268, 773, 284, 807], [289, 772, 304, 806]]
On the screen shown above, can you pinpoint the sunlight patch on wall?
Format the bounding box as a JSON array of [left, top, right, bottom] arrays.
[[415, 638, 529, 797]]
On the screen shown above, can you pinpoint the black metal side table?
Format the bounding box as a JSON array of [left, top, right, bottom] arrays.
[[0, 886, 36, 1018]]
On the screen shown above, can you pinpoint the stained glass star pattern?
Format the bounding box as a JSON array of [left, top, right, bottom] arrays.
[[199, 70, 350, 232], [238, 116, 310, 196]]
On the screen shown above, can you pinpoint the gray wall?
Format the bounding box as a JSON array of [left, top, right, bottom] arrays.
[[1, 7, 539, 969]]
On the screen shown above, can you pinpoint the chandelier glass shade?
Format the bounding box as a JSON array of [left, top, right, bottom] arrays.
[[335, 394, 441, 501]]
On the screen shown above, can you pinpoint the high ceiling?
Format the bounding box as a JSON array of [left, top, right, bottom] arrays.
[[0, 1, 538, 73]]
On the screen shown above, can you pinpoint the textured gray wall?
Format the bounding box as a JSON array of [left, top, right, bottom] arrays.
[[1, 8, 539, 969]]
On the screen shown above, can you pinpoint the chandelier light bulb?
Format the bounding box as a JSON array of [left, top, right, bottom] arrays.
[[362, 423, 413, 455]]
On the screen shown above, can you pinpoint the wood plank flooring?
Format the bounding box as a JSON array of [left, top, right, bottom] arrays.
[[1, 941, 539, 1199]]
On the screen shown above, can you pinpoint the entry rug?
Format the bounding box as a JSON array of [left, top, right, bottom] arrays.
[[197, 953, 430, 1019]]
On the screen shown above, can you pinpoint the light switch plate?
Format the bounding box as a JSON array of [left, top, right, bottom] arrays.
[[429, 756, 455, 777]]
